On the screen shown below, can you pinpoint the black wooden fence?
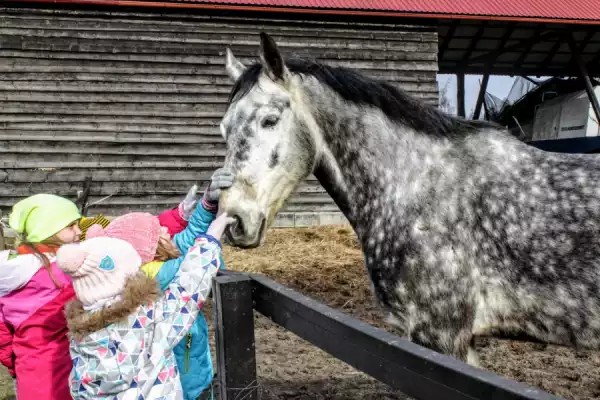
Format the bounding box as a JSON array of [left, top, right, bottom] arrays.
[[212, 271, 563, 400]]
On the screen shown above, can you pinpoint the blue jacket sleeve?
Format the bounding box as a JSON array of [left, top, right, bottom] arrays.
[[170, 203, 227, 274], [153, 205, 215, 291], [154, 243, 225, 291], [173, 203, 216, 256], [154, 258, 182, 291]]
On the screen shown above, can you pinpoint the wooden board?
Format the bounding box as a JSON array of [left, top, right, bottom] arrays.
[[0, 6, 439, 218]]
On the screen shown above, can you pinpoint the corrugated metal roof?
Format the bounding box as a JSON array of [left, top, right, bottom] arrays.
[[161, 0, 600, 22]]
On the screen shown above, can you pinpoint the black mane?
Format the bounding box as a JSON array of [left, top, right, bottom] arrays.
[[229, 58, 500, 137]]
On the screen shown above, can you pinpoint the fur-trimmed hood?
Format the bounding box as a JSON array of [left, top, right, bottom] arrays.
[[65, 272, 161, 340]]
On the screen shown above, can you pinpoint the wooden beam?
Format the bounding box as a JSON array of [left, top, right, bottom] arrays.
[[460, 21, 487, 66], [473, 73, 490, 120], [439, 64, 580, 76], [439, 21, 459, 60], [250, 273, 559, 400], [214, 274, 257, 400], [587, 52, 600, 76], [541, 38, 563, 69], [568, 34, 600, 124], [513, 26, 545, 69], [493, 24, 519, 69], [457, 73, 466, 117], [578, 30, 596, 54], [468, 30, 559, 65], [522, 76, 541, 85], [580, 31, 600, 77], [466, 24, 513, 120], [559, 31, 595, 73]]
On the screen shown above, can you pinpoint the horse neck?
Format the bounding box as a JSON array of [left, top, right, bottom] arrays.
[[308, 94, 455, 237]]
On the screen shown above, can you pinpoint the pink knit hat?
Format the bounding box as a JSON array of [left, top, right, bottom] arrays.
[[86, 212, 161, 264], [56, 236, 142, 308]]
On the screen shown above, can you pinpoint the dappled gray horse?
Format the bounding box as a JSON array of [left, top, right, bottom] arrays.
[[218, 32, 600, 365]]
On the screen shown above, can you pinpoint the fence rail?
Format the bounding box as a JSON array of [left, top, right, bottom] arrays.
[[212, 271, 563, 400]]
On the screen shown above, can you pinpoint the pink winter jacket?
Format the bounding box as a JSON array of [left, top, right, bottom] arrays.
[[0, 251, 75, 400], [158, 207, 189, 237]]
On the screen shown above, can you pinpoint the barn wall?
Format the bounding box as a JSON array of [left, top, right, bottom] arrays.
[[0, 6, 439, 226]]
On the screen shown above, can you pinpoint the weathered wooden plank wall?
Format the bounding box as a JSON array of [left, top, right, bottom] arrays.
[[0, 6, 439, 226]]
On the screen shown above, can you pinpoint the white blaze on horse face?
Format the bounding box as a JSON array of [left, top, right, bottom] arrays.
[[220, 72, 315, 247]]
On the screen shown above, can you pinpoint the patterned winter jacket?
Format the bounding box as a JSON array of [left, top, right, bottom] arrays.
[[141, 203, 225, 400], [80, 204, 223, 399], [65, 235, 222, 400]]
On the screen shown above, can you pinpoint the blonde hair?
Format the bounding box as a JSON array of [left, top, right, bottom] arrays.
[[18, 218, 81, 289], [20, 235, 65, 288], [154, 237, 181, 261]]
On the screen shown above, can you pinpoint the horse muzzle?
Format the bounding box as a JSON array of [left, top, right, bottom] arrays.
[[222, 209, 266, 249]]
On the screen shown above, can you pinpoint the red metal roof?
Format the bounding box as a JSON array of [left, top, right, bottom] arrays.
[[27, 0, 600, 23], [151, 0, 600, 22]]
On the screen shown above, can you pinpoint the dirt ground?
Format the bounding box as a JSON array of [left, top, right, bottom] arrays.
[[0, 226, 599, 399]]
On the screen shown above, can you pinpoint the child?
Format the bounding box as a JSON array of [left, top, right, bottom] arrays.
[[0, 168, 234, 399], [58, 213, 233, 399], [85, 203, 225, 399], [79, 168, 235, 241], [0, 194, 82, 400]]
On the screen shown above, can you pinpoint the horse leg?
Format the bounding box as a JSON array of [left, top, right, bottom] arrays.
[[410, 323, 477, 365], [384, 307, 478, 366], [380, 277, 479, 365], [467, 338, 480, 367], [405, 297, 478, 366], [385, 312, 411, 338]]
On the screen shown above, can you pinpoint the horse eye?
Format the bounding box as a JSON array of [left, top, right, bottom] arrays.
[[261, 116, 279, 129]]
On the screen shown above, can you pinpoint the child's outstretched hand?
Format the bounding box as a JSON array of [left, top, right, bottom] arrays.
[[178, 168, 235, 220], [206, 213, 236, 242], [201, 168, 235, 213], [178, 184, 201, 221]]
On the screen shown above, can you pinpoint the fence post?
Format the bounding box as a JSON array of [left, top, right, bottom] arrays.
[[213, 273, 257, 400]]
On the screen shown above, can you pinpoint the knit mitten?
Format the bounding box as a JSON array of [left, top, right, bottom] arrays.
[[177, 184, 201, 221], [200, 168, 235, 214]]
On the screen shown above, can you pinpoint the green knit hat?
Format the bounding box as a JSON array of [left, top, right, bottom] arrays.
[[9, 194, 82, 243]]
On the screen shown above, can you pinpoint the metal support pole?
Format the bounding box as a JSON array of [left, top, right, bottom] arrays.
[[568, 33, 600, 124], [473, 73, 490, 120], [457, 73, 466, 117]]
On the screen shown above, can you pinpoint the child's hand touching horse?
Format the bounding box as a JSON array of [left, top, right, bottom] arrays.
[[179, 168, 235, 220]]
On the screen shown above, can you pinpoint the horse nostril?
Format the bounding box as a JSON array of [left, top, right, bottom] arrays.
[[229, 215, 244, 238]]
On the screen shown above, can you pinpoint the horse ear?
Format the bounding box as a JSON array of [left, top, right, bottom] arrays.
[[225, 48, 245, 81], [259, 32, 288, 81]]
